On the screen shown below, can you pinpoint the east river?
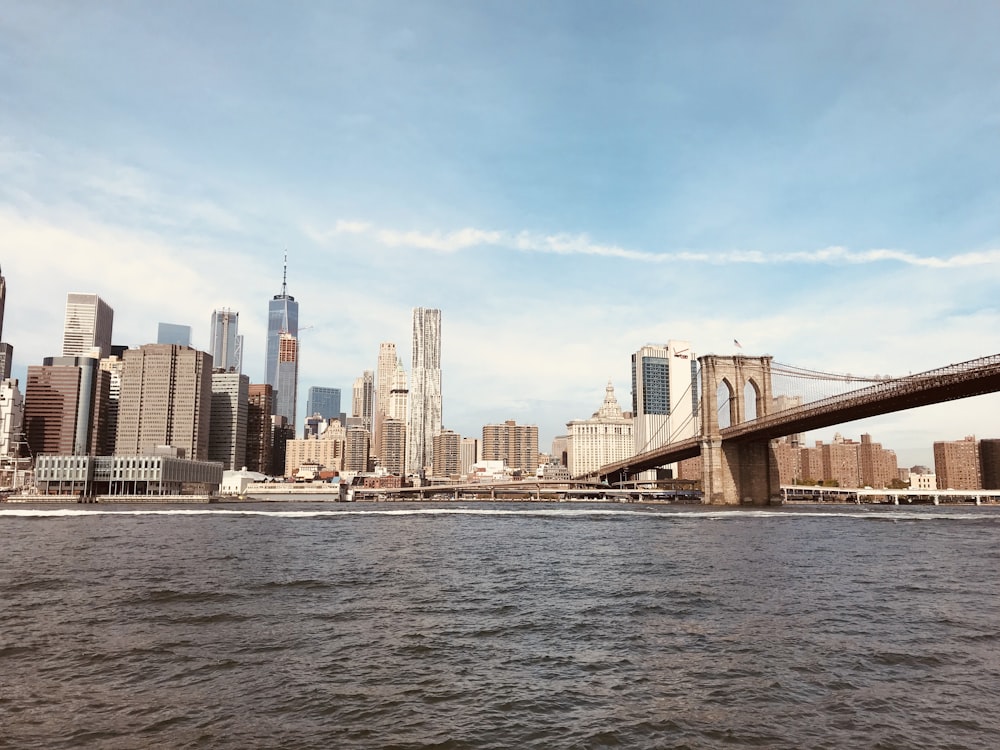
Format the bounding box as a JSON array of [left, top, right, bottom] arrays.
[[2, 502, 999, 749]]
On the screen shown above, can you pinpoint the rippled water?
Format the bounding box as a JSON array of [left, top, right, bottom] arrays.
[[2, 502, 1000, 749]]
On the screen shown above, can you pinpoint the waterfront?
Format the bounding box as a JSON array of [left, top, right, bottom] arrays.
[[2, 502, 999, 749]]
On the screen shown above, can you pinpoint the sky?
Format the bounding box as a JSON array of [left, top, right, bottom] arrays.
[[1, 1, 998, 467]]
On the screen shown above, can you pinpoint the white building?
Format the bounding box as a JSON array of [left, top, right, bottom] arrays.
[[406, 307, 442, 475], [0, 377, 23, 456], [632, 340, 698, 475], [566, 382, 634, 477], [910, 472, 938, 490]]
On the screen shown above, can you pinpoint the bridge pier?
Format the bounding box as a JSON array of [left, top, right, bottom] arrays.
[[700, 437, 779, 505]]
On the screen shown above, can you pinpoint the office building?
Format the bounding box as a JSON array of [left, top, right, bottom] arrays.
[[274, 332, 299, 429], [246, 384, 273, 474], [565, 382, 634, 477], [934, 436, 981, 490], [24, 356, 111, 457], [209, 371, 249, 470], [352, 370, 374, 435], [209, 308, 242, 373], [406, 308, 442, 475], [157, 323, 192, 347], [482, 420, 539, 475], [632, 340, 698, 477], [266, 255, 299, 421], [307, 386, 341, 423], [115, 344, 213, 461], [432, 429, 461, 478], [374, 342, 397, 459], [63, 293, 114, 359]]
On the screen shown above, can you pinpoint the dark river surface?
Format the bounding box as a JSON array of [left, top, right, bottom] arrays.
[[2, 502, 999, 749]]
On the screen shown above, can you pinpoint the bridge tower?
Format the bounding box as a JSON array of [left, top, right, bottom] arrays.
[[699, 355, 780, 505]]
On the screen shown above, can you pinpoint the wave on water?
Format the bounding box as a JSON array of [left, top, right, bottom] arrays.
[[0, 506, 997, 522]]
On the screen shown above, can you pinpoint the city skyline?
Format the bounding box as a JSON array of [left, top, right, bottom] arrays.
[[1, 3, 998, 466]]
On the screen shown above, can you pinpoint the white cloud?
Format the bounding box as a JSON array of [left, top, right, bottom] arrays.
[[318, 220, 1000, 268]]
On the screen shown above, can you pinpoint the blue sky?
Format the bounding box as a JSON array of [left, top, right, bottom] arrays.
[[1, 1, 998, 466]]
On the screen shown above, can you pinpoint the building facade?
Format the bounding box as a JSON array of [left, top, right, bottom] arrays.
[[63, 293, 114, 359], [482, 420, 539, 475], [407, 308, 442, 475], [631, 341, 697, 478], [274, 332, 299, 430], [306, 386, 341, 423], [246, 384, 273, 474], [566, 382, 634, 477], [379, 417, 406, 476], [980, 439, 1000, 490], [209, 308, 242, 373], [115, 344, 213, 461], [934, 436, 981, 490], [432, 428, 461, 478], [0, 378, 24, 457], [209, 371, 250, 470], [284, 422, 347, 477], [24, 356, 111, 457]]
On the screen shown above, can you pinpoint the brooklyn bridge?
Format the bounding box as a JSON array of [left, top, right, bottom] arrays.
[[590, 352, 1000, 505]]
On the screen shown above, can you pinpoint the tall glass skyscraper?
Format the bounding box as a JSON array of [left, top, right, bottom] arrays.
[[306, 387, 341, 422], [209, 308, 242, 373], [266, 256, 299, 422], [406, 308, 442, 475]]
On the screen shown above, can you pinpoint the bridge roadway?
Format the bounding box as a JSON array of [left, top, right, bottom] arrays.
[[594, 352, 1000, 482]]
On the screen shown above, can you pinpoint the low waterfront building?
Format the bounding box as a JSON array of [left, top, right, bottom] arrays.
[[33, 453, 223, 497]]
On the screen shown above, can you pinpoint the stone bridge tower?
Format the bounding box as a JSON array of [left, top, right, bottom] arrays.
[[698, 355, 780, 504]]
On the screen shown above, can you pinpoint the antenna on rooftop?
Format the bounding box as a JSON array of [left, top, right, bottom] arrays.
[[281, 251, 288, 296]]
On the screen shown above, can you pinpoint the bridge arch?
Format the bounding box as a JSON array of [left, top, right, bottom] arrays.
[[699, 355, 777, 505], [700, 355, 774, 435]]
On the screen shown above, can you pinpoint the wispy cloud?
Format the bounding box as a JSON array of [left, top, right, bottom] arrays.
[[322, 220, 1000, 268]]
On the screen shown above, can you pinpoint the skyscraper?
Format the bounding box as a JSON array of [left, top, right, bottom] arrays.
[[63, 293, 114, 359], [352, 370, 374, 435], [374, 342, 397, 458], [631, 341, 698, 471], [266, 255, 299, 420], [115, 344, 213, 460], [209, 371, 249, 470], [406, 308, 442, 475], [246, 384, 274, 474], [209, 308, 242, 373], [306, 386, 341, 422], [274, 332, 299, 430]]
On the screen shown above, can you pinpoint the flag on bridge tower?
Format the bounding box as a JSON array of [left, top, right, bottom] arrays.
[[734, 339, 743, 349]]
